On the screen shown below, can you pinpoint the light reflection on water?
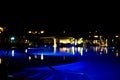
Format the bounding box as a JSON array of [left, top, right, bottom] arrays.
[[0, 46, 120, 79], [25, 46, 119, 58], [0, 46, 119, 61]]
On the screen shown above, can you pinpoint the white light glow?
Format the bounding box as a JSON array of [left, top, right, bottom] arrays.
[[11, 37, 15, 40], [78, 47, 83, 56], [29, 56, 31, 60], [12, 50, 14, 57], [41, 53, 44, 60], [28, 31, 32, 33], [25, 49, 27, 53], [72, 47, 75, 55], [40, 30, 44, 34]]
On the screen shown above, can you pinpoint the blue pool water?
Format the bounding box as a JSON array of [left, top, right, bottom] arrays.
[[0, 46, 120, 80]]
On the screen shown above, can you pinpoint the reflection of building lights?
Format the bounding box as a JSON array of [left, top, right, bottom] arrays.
[[29, 56, 31, 60], [85, 49, 88, 52], [25, 49, 27, 53], [78, 47, 83, 56], [100, 52, 102, 55], [95, 47, 98, 52], [34, 55, 37, 59], [41, 53, 44, 60], [116, 53, 119, 57], [60, 47, 69, 52], [105, 47, 108, 54], [74, 39, 77, 45], [116, 50, 119, 57], [72, 47, 75, 55], [112, 50, 114, 52], [0, 58, 2, 64], [53, 46, 57, 53], [12, 50, 14, 57]]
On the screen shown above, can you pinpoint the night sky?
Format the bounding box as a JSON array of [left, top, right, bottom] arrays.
[[0, 5, 119, 35]]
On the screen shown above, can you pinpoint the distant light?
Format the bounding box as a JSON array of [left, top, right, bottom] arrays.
[[116, 50, 119, 57], [0, 58, 2, 64], [78, 47, 83, 56], [41, 53, 44, 60], [88, 35, 91, 37], [25, 40, 29, 43], [72, 47, 75, 55], [34, 55, 37, 59], [115, 35, 119, 38], [28, 31, 32, 33], [35, 31, 37, 34], [89, 31, 91, 33], [94, 35, 98, 38], [40, 30, 44, 34], [29, 56, 31, 60], [10, 37, 15, 40], [63, 30, 66, 33], [0, 27, 4, 32], [112, 39, 114, 42]]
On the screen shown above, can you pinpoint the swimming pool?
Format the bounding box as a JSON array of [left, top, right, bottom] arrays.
[[0, 46, 120, 80]]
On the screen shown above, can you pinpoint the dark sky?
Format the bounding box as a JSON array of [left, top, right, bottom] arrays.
[[0, 5, 119, 34]]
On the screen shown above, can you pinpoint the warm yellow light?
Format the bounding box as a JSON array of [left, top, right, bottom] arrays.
[[60, 39, 71, 44], [0, 27, 4, 32], [40, 30, 44, 34], [35, 31, 37, 34], [28, 31, 32, 33], [115, 35, 119, 38], [77, 38, 83, 44], [0, 58, 2, 64], [94, 35, 98, 38]]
